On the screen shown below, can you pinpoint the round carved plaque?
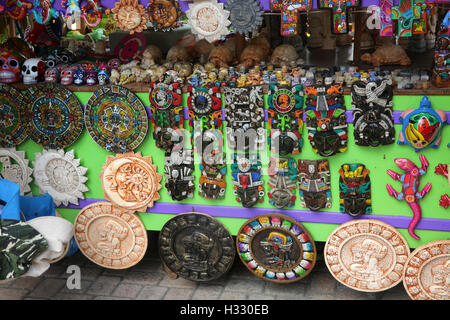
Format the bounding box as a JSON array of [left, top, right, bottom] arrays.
[[226, 0, 263, 36], [403, 240, 450, 300], [0, 83, 27, 147], [159, 212, 235, 282], [22, 83, 84, 150], [325, 219, 410, 292], [0, 148, 33, 195], [100, 152, 162, 212], [33, 149, 88, 206], [84, 85, 149, 153], [236, 214, 316, 283], [147, 0, 181, 31], [74, 201, 148, 269]]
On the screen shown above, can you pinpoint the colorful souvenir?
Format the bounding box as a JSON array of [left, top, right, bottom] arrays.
[[147, 0, 181, 31], [159, 212, 235, 282], [398, 96, 447, 152], [164, 149, 195, 201], [22, 83, 84, 150], [73, 66, 85, 86], [379, 0, 394, 36], [60, 65, 75, 86], [267, 157, 297, 209], [0, 50, 23, 84], [185, 0, 231, 43], [198, 155, 227, 200], [391, 0, 421, 37], [403, 240, 450, 300], [434, 164, 449, 209], [0, 148, 33, 195], [236, 214, 316, 283], [74, 201, 148, 269], [80, 0, 103, 27], [86, 68, 97, 86], [412, 0, 435, 34], [44, 67, 59, 83], [304, 84, 348, 156], [5, 0, 33, 21], [224, 86, 265, 152], [386, 155, 432, 240], [267, 84, 304, 156], [31, 0, 58, 24], [298, 159, 331, 211], [33, 149, 88, 206], [318, 0, 361, 34], [231, 154, 264, 208], [149, 82, 184, 153], [432, 10, 450, 88], [339, 163, 372, 217], [84, 85, 149, 153], [351, 79, 395, 146], [0, 84, 27, 148], [269, 0, 312, 36], [97, 70, 109, 86], [226, 0, 264, 36], [325, 219, 410, 292], [111, 0, 148, 34], [114, 32, 146, 64], [61, 0, 82, 26]]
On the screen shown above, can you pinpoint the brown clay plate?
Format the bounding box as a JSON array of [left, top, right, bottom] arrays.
[[403, 240, 450, 300], [236, 213, 316, 283], [74, 201, 148, 269], [325, 219, 410, 292]]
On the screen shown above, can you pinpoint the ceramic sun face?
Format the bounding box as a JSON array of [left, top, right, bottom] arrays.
[[112, 0, 148, 34]]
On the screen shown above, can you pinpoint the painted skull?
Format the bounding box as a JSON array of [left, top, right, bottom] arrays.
[[73, 67, 85, 85], [45, 67, 59, 83], [22, 58, 45, 85], [98, 70, 109, 85], [0, 51, 22, 83], [86, 69, 98, 86], [60, 66, 74, 85], [107, 58, 120, 71]]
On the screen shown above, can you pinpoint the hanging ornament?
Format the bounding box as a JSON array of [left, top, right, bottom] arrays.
[[80, 0, 104, 27], [298, 159, 331, 211], [111, 0, 148, 34], [31, 0, 58, 24], [0, 148, 33, 195], [391, 0, 421, 37], [198, 151, 227, 201], [318, 0, 361, 34], [147, 0, 181, 31], [5, 0, 33, 21], [379, 0, 394, 36], [226, 0, 264, 36], [412, 0, 434, 34], [269, 0, 312, 36], [185, 0, 231, 43]]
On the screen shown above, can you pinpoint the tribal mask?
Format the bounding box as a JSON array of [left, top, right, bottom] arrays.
[[231, 154, 264, 208], [267, 84, 304, 156], [351, 79, 395, 147], [164, 149, 195, 201], [298, 159, 331, 211], [267, 157, 297, 209], [339, 163, 372, 217], [198, 155, 227, 200]]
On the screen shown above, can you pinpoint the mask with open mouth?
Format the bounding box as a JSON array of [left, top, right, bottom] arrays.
[[339, 163, 372, 217]]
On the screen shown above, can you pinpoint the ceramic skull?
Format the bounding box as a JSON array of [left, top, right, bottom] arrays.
[[45, 67, 59, 83], [60, 66, 74, 85], [86, 69, 97, 86], [98, 70, 109, 85], [22, 58, 45, 85], [73, 67, 85, 85], [107, 58, 120, 71], [0, 50, 22, 83]]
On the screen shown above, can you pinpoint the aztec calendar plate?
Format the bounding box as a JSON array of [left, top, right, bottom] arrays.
[[403, 240, 450, 300], [22, 83, 84, 150], [84, 85, 149, 153], [100, 152, 161, 212], [33, 149, 88, 206], [0, 83, 27, 147], [324, 219, 410, 292], [74, 201, 148, 269], [236, 214, 316, 283], [159, 212, 235, 282], [0, 148, 33, 195]]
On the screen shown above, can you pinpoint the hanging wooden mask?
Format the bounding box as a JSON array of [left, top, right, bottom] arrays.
[[231, 154, 264, 208], [164, 149, 195, 201], [267, 157, 298, 209], [269, 0, 312, 36], [198, 154, 227, 201], [147, 0, 181, 31], [391, 0, 421, 37], [224, 86, 265, 153], [339, 163, 372, 217], [318, 0, 361, 34], [433, 11, 450, 88], [351, 79, 395, 147], [304, 84, 348, 156], [298, 159, 331, 211], [226, 0, 264, 36], [112, 0, 148, 34], [379, 0, 394, 36], [267, 84, 304, 156], [149, 82, 184, 153]]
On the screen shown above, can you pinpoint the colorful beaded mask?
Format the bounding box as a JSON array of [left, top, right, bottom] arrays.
[[231, 154, 264, 208], [298, 159, 331, 211], [339, 163, 372, 217]]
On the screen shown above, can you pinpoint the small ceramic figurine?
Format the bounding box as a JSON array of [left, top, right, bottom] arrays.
[[86, 68, 97, 85], [398, 96, 447, 152], [110, 68, 120, 84], [361, 45, 411, 67], [60, 65, 74, 85], [73, 66, 85, 85], [0, 50, 23, 83], [22, 58, 45, 84], [435, 164, 449, 209], [97, 69, 109, 85], [166, 45, 190, 63], [45, 67, 59, 83], [141, 44, 162, 68], [119, 68, 136, 85], [386, 155, 432, 240], [237, 45, 264, 69]]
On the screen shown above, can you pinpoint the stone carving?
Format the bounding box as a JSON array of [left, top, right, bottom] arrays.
[[111, 0, 148, 34], [0, 148, 33, 195], [226, 0, 263, 36]]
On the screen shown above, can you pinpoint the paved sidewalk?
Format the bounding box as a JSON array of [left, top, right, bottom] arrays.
[[0, 233, 410, 300]]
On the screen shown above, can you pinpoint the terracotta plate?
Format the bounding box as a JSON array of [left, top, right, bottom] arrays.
[[84, 85, 149, 153], [22, 83, 84, 149], [0, 83, 27, 147], [159, 212, 235, 282], [403, 240, 450, 300], [74, 201, 148, 269], [325, 219, 410, 292], [236, 214, 316, 283]]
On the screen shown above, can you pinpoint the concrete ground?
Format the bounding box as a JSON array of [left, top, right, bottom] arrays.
[[0, 233, 410, 300]]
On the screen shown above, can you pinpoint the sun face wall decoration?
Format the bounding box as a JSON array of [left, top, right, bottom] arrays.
[[111, 0, 148, 34]]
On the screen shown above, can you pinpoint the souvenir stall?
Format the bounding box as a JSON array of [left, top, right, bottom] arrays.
[[0, 0, 449, 299]]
